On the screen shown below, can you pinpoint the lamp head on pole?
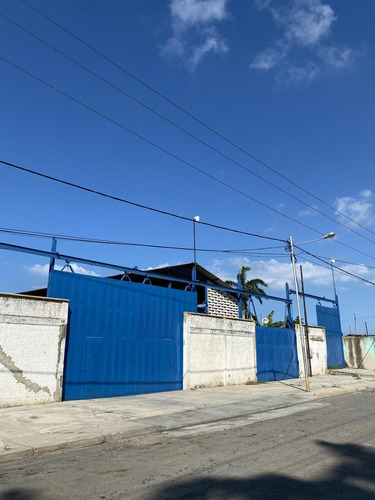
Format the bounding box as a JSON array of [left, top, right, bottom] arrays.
[[193, 216, 200, 222], [323, 232, 335, 239], [295, 232, 335, 246]]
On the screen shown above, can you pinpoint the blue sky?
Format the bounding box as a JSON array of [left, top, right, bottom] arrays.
[[1, 0, 375, 334]]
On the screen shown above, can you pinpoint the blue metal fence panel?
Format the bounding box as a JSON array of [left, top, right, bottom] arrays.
[[255, 326, 299, 382], [316, 305, 345, 368], [48, 270, 197, 401]]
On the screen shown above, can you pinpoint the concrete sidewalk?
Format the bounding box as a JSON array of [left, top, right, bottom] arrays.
[[1, 369, 374, 464]]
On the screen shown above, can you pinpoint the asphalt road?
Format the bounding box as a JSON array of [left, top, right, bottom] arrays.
[[1, 390, 374, 500]]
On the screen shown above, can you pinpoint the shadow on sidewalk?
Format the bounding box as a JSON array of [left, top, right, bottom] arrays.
[[276, 379, 307, 392]]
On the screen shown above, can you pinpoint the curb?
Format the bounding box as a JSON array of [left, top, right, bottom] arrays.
[[1, 380, 373, 465]]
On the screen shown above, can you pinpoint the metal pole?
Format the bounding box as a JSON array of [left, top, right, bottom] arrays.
[[354, 313, 358, 335], [237, 276, 242, 319], [192, 216, 199, 293], [330, 259, 337, 297], [288, 236, 310, 392], [193, 216, 199, 270], [193, 221, 197, 267], [300, 265, 312, 377], [365, 322, 369, 336], [48, 237, 57, 274], [47, 237, 57, 293]]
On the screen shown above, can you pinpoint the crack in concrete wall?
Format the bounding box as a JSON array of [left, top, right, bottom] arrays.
[[0, 344, 51, 395]]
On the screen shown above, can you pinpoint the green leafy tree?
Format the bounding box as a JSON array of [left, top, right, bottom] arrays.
[[264, 310, 285, 328], [225, 265, 268, 318]]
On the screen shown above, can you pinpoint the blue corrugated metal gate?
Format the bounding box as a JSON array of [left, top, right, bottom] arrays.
[[48, 270, 197, 401], [316, 305, 345, 368], [255, 326, 299, 382]]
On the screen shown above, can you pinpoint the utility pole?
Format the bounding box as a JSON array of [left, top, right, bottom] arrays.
[[365, 322, 369, 336], [354, 313, 358, 335], [288, 236, 310, 392], [300, 265, 312, 377]]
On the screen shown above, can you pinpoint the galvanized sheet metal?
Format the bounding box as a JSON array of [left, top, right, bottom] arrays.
[[48, 271, 197, 400], [316, 305, 345, 368], [255, 326, 299, 382]]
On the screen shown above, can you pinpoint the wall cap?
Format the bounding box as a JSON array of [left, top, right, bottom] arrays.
[[0, 292, 69, 303], [184, 311, 254, 322]]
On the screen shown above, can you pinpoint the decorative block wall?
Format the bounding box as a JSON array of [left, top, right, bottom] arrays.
[[207, 288, 238, 318]]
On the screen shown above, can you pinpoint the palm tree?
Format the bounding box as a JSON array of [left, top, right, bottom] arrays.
[[225, 265, 268, 318]]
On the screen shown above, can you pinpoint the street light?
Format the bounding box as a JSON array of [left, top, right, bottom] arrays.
[[296, 232, 335, 245], [288, 232, 335, 392]]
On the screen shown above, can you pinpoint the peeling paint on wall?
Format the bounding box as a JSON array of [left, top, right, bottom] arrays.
[[0, 344, 51, 394], [0, 293, 68, 407]]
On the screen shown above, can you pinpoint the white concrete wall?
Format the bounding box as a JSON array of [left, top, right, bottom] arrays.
[[295, 325, 327, 376], [344, 336, 375, 371], [207, 288, 238, 319], [0, 293, 68, 407], [183, 312, 256, 389]]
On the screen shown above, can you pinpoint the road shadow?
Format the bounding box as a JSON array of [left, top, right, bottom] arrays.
[[0, 440, 373, 499], [147, 440, 375, 500], [0, 491, 41, 500]]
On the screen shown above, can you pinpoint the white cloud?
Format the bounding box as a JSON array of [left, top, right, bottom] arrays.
[[251, 0, 356, 86], [146, 262, 179, 270], [209, 256, 375, 293], [171, 0, 228, 25], [209, 256, 294, 290], [253, 0, 271, 10], [162, 0, 229, 69], [26, 263, 100, 277], [298, 204, 319, 217], [276, 61, 320, 87], [277, 0, 336, 47], [250, 46, 287, 70], [317, 45, 355, 68], [26, 264, 50, 277], [189, 31, 229, 68], [335, 190, 375, 229]]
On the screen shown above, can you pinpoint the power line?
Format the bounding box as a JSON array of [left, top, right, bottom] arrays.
[[296, 245, 375, 286], [0, 55, 332, 237], [17, 0, 375, 238], [2, 13, 374, 247], [1, 57, 375, 261], [0, 226, 288, 255], [0, 160, 286, 243], [302, 255, 375, 287], [313, 254, 375, 271]]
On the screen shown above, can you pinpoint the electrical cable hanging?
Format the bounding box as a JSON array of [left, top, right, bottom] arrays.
[[0, 160, 287, 243], [295, 245, 375, 286], [1, 56, 375, 260], [313, 255, 375, 271], [0, 56, 329, 238], [0, 225, 288, 254], [16, 0, 375, 238], [1, 12, 374, 246]]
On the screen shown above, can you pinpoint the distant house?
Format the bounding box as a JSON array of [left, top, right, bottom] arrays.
[[21, 262, 239, 319]]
